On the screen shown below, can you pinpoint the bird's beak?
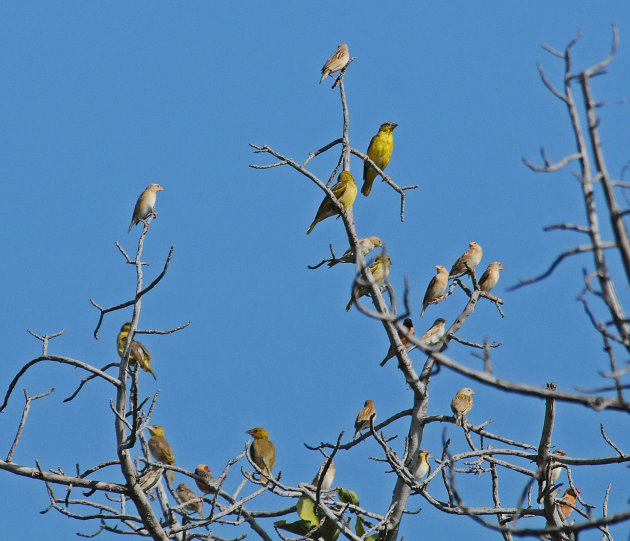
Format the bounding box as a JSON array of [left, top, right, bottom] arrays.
[[500, 264, 504, 270], [158, 186, 164, 191]]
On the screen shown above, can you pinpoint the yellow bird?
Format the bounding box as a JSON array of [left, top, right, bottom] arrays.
[[346, 254, 392, 311], [414, 450, 432, 481], [246, 427, 276, 482], [362, 122, 397, 196], [147, 425, 175, 481], [117, 322, 156, 380], [307, 171, 357, 234]]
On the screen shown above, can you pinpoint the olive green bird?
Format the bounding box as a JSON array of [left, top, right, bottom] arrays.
[[117, 322, 156, 380], [362, 122, 397, 196], [346, 254, 392, 311], [307, 171, 357, 234], [246, 427, 276, 482], [146, 425, 175, 481]]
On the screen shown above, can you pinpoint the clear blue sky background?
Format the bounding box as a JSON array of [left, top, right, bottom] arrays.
[[2, 2, 630, 539]]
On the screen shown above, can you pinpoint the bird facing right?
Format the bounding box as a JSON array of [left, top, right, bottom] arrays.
[[558, 487, 581, 521], [312, 459, 336, 491], [450, 388, 475, 426], [128, 183, 164, 233], [194, 464, 218, 494], [319, 43, 349, 84], [478, 261, 504, 292], [346, 254, 392, 311], [117, 322, 157, 379], [420, 265, 449, 317], [380, 318, 414, 366], [307, 171, 357, 235], [362, 122, 398, 196], [328, 236, 383, 267], [449, 242, 483, 280], [353, 399, 377, 438], [418, 318, 446, 348], [414, 450, 432, 481]]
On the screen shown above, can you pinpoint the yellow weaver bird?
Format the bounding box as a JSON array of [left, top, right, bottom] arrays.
[[246, 427, 276, 482], [117, 322, 156, 379], [362, 122, 397, 196], [146, 425, 175, 481], [307, 171, 357, 234], [346, 254, 392, 311]]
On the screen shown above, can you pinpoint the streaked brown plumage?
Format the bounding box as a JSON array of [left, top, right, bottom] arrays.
[[128, 183, 164, 233], [380, 318, 414, 366], [194, 464, 218, 494], [419, 318, 446, 348], [246, 427, 276, 482], [421, 265, 449, 317], [328, 236, 383, 267], [479, 261, 504, 292], [136, 465, 163, 499], [320, 43, 349, 84], [450, 388, 475, 426], [353, 399, 376, 438], [559, 487, 580, 521], [449, 242, 483, 279], [147, 425, 175, 481], [176, 483, 204, 517]]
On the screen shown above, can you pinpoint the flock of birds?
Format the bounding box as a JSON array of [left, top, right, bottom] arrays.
[[116, 45, 578, 522]]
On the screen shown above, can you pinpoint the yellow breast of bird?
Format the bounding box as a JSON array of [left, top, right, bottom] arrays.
[[370, 132, 394, 167]]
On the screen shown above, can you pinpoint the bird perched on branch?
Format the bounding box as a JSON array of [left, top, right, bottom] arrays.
[[380, 318, 414, 366], [558, 487, 581, 521], [479, 261, 504, 292], [418, 318, 446, 349], [420, 265, 449, 317], [328, 236, 383, 267], [307, 171, 357, 234], [362, 122, 397, 196], [320, 43, 349, 84], [449, 242, 483, 280], [414, 450, 432, 481], [128, 183, 164, 233], [117, 322, 157, 379], [176, 483, 204, 517], [136, 465, 163, 499], [353, 399, 377, 438], [194, 464, 219, 494], [345, 254, 392, 311], [246, 427, 276, 482], [538, 449, 566, 502], [450, 388, 475, 427], [147, 425, 175, 481], [312, 459, 336, 492]]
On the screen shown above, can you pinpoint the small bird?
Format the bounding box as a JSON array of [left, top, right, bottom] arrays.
[[312, 459, 336, 491], [176, 483, 204, 517], [194, 464, 218, 494], [246, 427, 276, 482], [539, 449, 567, 501], [420, 266, 449, 317], [479, 261, 504, 292], [128, 183, 164, 233], [346, 254, 392, 311], [136, 465, 164, 498], [328, 236, 383, 267], [307, 171, 357, 234], [449, 242, 483, 279], [558, 487, 581, 521], [418, 318, 446, 349], [117, 322, 157, 379], [147, 425, 175, 481], [451, 388, 475, 426], [320, 43, 350, 84], [414, 450, 432, 481], [362, 122, 398, 196], [380, 318, 414, 366], [353, 399, 377, 438]]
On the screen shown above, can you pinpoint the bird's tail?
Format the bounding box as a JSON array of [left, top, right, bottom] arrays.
[[345, 297, 354, 311], [169, 470, 174, 482], [420, 306, 426, 317]]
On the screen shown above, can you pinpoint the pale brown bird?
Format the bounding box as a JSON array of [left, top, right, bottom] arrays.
[[194, 464, 218, 494], [380, 318, 414, 367], [246, 427, 276, 482], [136, 465, 163, 499], [146, 425, 175, 481], [328, 236, 383, 267], [479, 261, 504, 292], [320, 43, 350, 83], [312, 459, 336, 491], [176, 483, 204, 517], [449, 242, 483, 279], [539, 449, 567, 501], [419, 318, 446, 349], [420, 265, 449, 317], [128, 183, 164, 233], [353, 399, 377, 438], [414, 450, 432, 481], [450, 388, 475, 426], [558, 487, 581, 521]]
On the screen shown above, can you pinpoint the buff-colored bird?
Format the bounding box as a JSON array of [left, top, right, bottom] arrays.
[[176, 483, 204, 517], [147, 425, 175, 481], [346, 254, 392, 311], [419, 318, 446, 349], [128, 183, 164, 233], [117, 322, 157, 379], [362, 122, 397, 196], [328, 236, 383, 267], [479, 261, 504, 292], [421, 266, 449, 317], [414, 450, 432, 481], [451, 388, 475, 426], [246, 427, 276, 482], [136, 465, 164, 499], [312, 459, 336, 491], [194, 464, 218, 494], [539, 449, 567, 502], [449, 242, 483, 279], [353, 399, 377, 438], [380, 318, 414, 366], [307, 171, 357, 234], [558, 487, 581, 521], [320, 43, 349, 84]]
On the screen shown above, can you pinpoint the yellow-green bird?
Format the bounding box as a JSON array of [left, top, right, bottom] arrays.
[[246, 427, 276, 482], [413, 450, 432, 481], [346, 254, 392, 311], [307, 171, 357, 234], [146, 425, 175, 481], [362, 122, 397, 196], [117, 322, 157, 380]]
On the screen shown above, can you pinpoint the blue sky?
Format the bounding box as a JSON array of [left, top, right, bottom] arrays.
[[2, 2, 630, 539]]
